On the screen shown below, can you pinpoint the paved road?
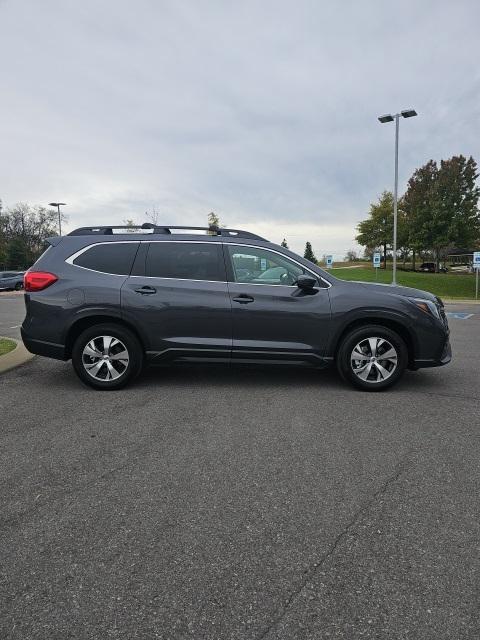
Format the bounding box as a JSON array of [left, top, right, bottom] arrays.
[[1, 298, 479, 639], [0, 292, 24, 339]]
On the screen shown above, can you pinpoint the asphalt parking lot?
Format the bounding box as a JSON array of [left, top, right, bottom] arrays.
[[1, 294, 479, 639]]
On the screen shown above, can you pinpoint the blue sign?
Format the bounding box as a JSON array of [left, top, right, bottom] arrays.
[[446, 312, 474, 320], [326, 255, 333, 267], [373, 252, 381, 268], [473, 251, 480, 269]]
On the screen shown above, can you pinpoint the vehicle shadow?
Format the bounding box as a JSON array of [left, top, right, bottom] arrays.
[[133, 362, 430, 393]]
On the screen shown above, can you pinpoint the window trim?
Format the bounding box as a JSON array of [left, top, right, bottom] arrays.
[[65, 241, 140, 276], [65, 240, 332, 288]]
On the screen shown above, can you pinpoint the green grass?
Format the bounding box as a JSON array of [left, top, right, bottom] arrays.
[[329, 266, 477, 299], [0, 338, 16, 356]]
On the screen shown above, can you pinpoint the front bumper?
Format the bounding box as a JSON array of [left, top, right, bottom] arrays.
[[413, 337, 452, 369]]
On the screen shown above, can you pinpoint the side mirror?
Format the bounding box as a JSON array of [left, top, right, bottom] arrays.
[[296, 275, 317, 290]]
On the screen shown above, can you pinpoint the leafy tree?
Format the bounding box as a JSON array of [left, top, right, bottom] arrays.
[[356, 191, 394, 268], [433, 155, 480, 266], [402, 160, 438, 270], [404, 156, 480, 271], [281, 238, 289, 248], [6, 236, 29, 270], [0, 202, 63, 269], [303, 241, 317, 264], [208, 211, 220, 228]]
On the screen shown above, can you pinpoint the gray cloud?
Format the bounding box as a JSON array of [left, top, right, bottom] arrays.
[[1, 0, 479, 257]]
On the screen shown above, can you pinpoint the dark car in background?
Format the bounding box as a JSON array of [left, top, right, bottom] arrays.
[[21, 224, 451, 391], [418, 262, 448, 273], [0, 271, 25, 291]]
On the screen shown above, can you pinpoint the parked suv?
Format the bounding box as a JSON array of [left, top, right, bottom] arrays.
[[21, 224, 451, 391], [0, 271, 24, 291]]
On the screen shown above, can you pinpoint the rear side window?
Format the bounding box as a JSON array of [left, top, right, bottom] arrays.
[[145, 242, 225, 281], [73, 242, 139, 275]]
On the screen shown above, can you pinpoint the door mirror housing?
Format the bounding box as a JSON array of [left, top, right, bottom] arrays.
[[296, 275, 317, 290]]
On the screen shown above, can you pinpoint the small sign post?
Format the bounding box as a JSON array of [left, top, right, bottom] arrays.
[[326, 255, 333, 269], [373, 252, 381, 280], [473, 251, 480, 300]]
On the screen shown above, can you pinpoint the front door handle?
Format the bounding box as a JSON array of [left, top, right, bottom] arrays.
[[134, 285, 156, 295], [232, 294, 254, 304]]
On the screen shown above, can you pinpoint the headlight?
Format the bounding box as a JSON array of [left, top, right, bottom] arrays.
[[408, 297, 441, 320]]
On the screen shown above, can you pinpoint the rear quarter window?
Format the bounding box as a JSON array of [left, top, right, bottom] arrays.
[[72, 242, 139, 275]]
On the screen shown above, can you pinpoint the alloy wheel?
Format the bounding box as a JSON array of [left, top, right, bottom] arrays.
[[82, 335, 129, 381], [350, 337, 398, 384]]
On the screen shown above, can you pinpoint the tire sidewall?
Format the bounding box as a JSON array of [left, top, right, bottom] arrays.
[[337, 325, 407, 391], [72, 323, 143, 390]]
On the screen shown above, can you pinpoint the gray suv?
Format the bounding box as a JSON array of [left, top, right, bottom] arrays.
[[21, 224, 451, 391]]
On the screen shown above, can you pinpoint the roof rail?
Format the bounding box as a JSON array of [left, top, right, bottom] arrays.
[[67, 224, 267, 241]]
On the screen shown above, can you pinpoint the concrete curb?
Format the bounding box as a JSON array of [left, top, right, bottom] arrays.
[[0, 337, 34, 374], [443, 299, 480, 305]]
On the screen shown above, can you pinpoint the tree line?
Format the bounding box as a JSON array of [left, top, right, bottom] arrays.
[[356, 155, 480, 270], [0, 201, 64, 270]]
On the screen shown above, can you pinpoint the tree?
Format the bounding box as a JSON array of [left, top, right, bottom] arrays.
[[345, 249, 358, 262], [6, 236, 29, 270], [281, 238, 289, 248], [303, 241, 317, 264], [433, 156, 480, 266], [403, 160, 439, 270], [123, 218, 137, 232], [208, 211, 220, 228], [356, 191, 394, 268], [145, 207, 160, 225], [404, 156, 480, 271], [0, 202, 62, 269]]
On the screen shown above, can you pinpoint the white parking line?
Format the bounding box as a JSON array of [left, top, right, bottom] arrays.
[[10, 325, 21, 329]]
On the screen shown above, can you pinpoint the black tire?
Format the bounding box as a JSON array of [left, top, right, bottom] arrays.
[[72, 323, 143, 390], [14, 282, 23, 291], [336, 324, 408, 391]]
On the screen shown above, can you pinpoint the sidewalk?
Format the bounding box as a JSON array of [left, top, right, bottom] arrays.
[[0, 337, 34, 374]]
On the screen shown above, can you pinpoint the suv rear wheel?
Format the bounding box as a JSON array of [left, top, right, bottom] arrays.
[[336, 325, 407, 391], [72, 323, 143, 390]]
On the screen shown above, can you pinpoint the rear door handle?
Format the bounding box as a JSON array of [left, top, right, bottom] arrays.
[[232, 294, 254, 304], [134, 285, 156, 295]]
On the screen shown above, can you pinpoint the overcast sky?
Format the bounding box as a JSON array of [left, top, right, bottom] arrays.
[[1, 0, 479, 258]]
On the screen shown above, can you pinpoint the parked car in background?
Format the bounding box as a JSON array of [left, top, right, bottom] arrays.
[[418, 262, 448, 273], [21, 223, 451, 392], [0, 271, 24, 291]]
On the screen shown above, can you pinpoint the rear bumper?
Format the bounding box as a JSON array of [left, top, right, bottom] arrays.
[[21, 327, 67, 361]]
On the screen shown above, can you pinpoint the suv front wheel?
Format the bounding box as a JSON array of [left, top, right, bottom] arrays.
[[72, 323, 143, 390], [336, 325, 408, 391]]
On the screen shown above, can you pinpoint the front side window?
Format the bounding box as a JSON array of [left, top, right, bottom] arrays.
[[73, 242, 139, 275], [227, 246, 313, 285], [145, 242, 225, 281]]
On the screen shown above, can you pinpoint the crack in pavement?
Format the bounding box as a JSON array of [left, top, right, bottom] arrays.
[[256, 452, 413, 640]]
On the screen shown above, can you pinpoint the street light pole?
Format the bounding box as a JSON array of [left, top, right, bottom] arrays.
[[48, 202, 66, 236], [378, 109, 417, 286], [393, 114, 399, 285]]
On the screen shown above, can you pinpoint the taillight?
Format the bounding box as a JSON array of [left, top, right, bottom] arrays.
[[24, 271, 58, 292]]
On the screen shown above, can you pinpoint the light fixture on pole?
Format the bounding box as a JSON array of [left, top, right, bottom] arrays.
[[378, 109, 417, 285], [48, 202, 66, 236]]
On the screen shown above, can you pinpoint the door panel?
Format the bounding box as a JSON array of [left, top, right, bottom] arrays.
[[225, 245, 332, 364], [121, 241, 232, 361]]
